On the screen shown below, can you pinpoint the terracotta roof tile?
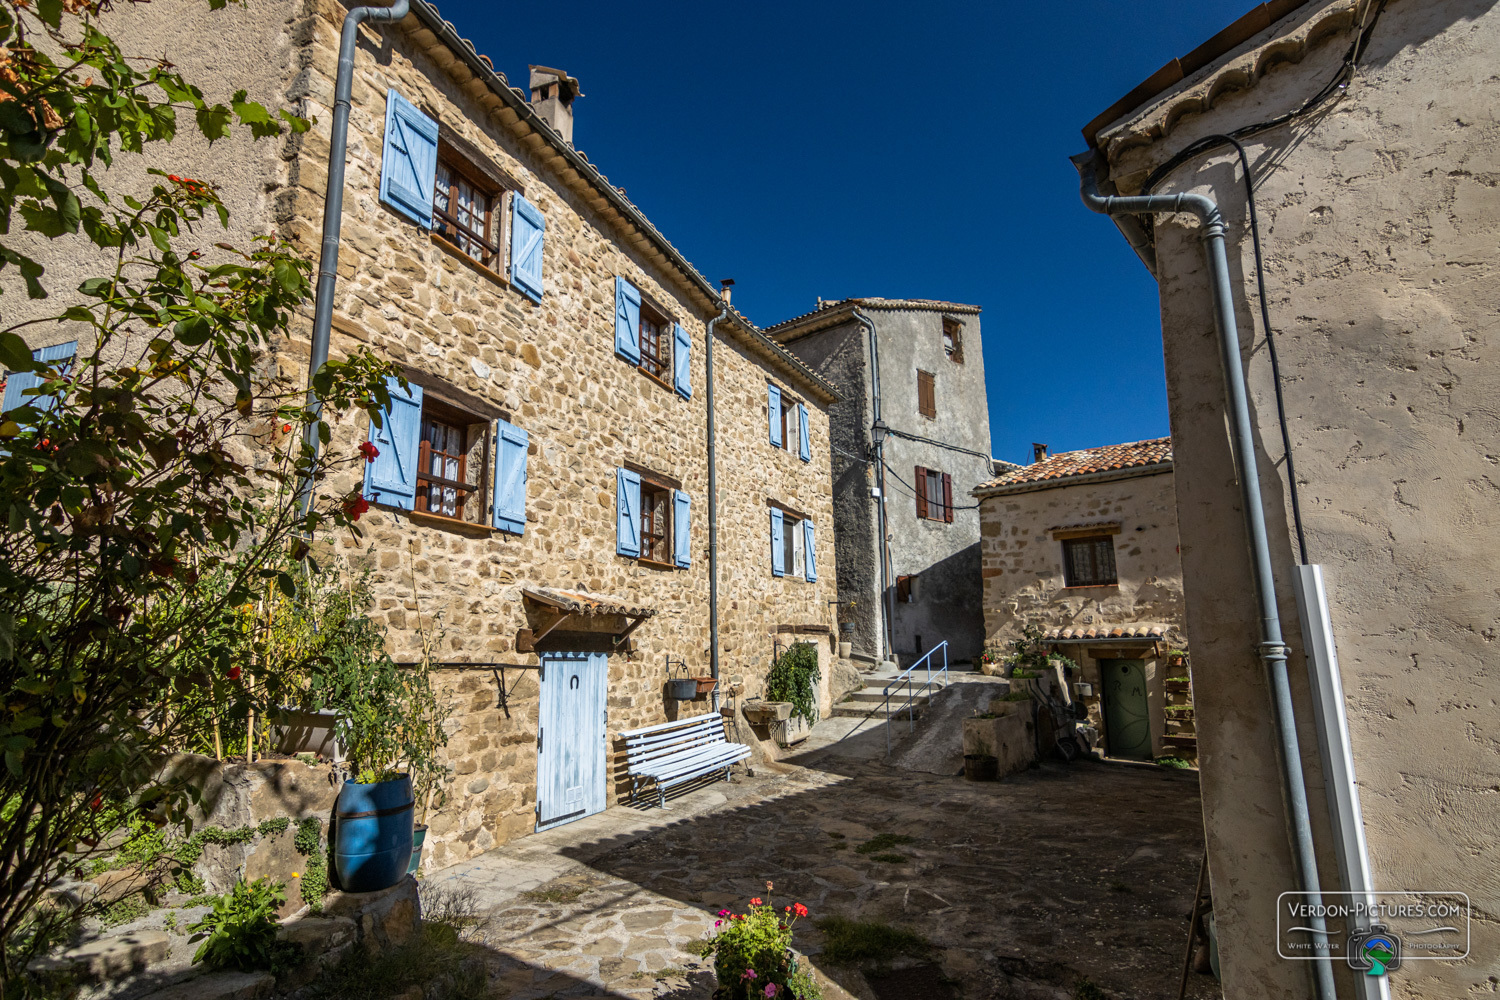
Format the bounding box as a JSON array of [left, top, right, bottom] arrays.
[[974, 437, 1172, 493], [1043, 624, 1168, 641]]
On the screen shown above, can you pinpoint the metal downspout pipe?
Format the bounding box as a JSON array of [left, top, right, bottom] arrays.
[[297, 0, 411, 515], [852, 309, 894, 665], [705, 301, 730, 707], [1073, 155, 1338, 1000]]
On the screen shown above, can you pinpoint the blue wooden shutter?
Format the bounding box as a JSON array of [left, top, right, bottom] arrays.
[[614, 278, 641, 363], [672, 322, 691, 399], [616, 467, 641, 557], [510, 194, 546, 302], [672, 489, 691, 568], [770, 508, 785, 577], [804, 518, 817, 582], [2, 341, 76, 415], [379, 89, 439, 228], [767, 384, 782, 448], [492, 419, 528, 535], [797, 403, 810, 462], [363, 376, 422, 510]]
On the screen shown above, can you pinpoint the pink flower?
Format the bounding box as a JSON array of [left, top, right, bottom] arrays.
[[718, 910, 731, 917], [741, 969, 758, 980], [764, 984, 779, 998], [714, 920, 722, 927]]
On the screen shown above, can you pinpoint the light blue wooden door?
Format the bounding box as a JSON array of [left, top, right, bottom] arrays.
[[536, 652, 608, 831]]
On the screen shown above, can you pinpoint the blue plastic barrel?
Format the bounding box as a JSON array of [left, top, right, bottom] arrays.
[[333, 774, 414, 893]]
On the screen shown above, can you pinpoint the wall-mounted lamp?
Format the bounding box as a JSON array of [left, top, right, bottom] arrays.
[[870, 418, 890, 451]]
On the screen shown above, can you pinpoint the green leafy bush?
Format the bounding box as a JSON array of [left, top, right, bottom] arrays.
[[704, 889, 821, 1000], [766, 644, 821, 724], [188, 877, 293, 972]]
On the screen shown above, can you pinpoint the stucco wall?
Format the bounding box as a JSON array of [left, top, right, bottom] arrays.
[[779, 307, 992, 664], [1097, 0, 1500, 994]]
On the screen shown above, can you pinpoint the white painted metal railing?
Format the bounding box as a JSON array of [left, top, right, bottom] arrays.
[[882, 641, 948, 755]]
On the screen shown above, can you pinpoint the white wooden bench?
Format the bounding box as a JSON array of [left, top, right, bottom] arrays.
[[619, 713, 751, 808]]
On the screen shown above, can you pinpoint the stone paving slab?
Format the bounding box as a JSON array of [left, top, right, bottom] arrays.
[[420, 731, 1220, 999]]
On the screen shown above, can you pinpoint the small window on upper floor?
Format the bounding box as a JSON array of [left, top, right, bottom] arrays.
[[1062, 535, 1118, 587], [767, 383, 811, 462], [616, 464, 691, 569], [917, 369, 937, 419], [614, 277, 692, 398], [769, 503, 817, 582], [433, 152, 505, 272], [915, 466, 953, 523], [943, 317, 964, 364], [364, 375, 529, 534]]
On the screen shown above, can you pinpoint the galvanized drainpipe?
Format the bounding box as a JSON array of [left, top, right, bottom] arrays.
[[1073, 154, 1337, 1000], [852, 308, 894, 664], [297, 0, 411, 515], [705, 301, 730, 706]]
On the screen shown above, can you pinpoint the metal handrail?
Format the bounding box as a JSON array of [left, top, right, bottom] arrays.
[[881, 641, 948, 755]]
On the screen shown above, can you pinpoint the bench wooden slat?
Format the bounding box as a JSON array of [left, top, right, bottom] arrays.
[[619, 714, 724, 740], [618, 712, 750, 807]]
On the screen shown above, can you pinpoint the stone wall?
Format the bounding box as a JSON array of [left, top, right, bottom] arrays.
[[1095, 0, 1500, 993], [271, 0, 840, 869], [976, 470, 1184, 643], [976, 469, 1184, 759]]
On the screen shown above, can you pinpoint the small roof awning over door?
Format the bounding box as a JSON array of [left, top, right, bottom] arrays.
[[518, 587, 656, 654]]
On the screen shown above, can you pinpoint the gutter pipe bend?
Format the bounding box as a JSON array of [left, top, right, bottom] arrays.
[[851, 308, 894, 665], [1073, 154, 1337, 1000], [705, 301, 731, 705], [298, 0, 411, 515]]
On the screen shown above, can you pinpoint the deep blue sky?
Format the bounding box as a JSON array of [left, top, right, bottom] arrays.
[[435, 0, 1255, 464]]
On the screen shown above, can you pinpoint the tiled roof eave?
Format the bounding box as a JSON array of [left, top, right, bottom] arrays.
[[767, 297, 983, 342], [973, 461, 1174, 498]]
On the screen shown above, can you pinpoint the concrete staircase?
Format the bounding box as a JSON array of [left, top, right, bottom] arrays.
[[829, 662, 946, 720]]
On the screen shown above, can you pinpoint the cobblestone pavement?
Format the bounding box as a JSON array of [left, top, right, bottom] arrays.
[[425, 722, 1219, 1000]]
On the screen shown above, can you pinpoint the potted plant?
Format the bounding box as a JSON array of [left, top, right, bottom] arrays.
[[314, 627, 447, 894], [701, 885, 822, 999]]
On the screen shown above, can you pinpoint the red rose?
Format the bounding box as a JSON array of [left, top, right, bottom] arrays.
[[358, 441, 379, 463], [89, 794, 102, 811], [228, 665, 242, 681], [282, 424, 292, 434], [344, 496, 371, 521]]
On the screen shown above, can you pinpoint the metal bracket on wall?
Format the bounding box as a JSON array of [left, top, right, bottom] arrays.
[[492, 667, 510, 718]]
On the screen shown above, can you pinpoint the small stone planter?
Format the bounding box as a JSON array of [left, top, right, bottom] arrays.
[[667, 678, 699, 700], [963, 713, 1035, 777], [772, 714, 811, 746], [743, 700, 794, 724]]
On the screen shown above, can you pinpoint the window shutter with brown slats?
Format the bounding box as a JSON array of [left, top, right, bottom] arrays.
[[943, 473, 953, 523], [917, 370, 936, 418], [915, 465, 928, 519]]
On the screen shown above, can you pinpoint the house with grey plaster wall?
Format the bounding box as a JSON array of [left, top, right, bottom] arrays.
[[768, 299, 992, 666]]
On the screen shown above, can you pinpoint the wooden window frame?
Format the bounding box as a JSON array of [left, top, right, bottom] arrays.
[[917, 369, 937, 419], [943, 317, 964, 364], [636, 295, 674, 388], [630, 463, 679, 569], [895, 575, 914, 603], [412, 395, 491, 528], [914, 466, 953, 523], [1062, 535, 1119, 588]]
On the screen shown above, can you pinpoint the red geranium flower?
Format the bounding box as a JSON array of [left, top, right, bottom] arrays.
[[793, 903, 809, 918], [228, 665, 242, 681], [344, 496, 371, 521], [359, 441, 380, 463], [750, 897, 761, 906]]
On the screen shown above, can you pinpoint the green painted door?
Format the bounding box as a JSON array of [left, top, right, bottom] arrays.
[[1101, 659, 1152, 761]]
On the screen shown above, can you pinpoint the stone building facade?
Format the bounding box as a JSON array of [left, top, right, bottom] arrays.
[[1083, 0, 1500, 994], [767, 299, 993, 666], [6, 0, 845, 868], [973, 439, 1188, 761]]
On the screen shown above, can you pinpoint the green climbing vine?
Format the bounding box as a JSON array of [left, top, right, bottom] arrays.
[[766, 644, 821, 724], [292, 817, 329, 910]]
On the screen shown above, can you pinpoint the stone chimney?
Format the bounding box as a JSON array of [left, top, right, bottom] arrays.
[[528, 65, 583, 145], [1032, 443, 1049, 464]]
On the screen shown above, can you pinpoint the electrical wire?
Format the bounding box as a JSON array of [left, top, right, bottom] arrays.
[[1208, 133, 1310, 565], [1131, 1, 1389, 563], [1141, 0, 1389, 194], [880, 461, 983, 512]]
